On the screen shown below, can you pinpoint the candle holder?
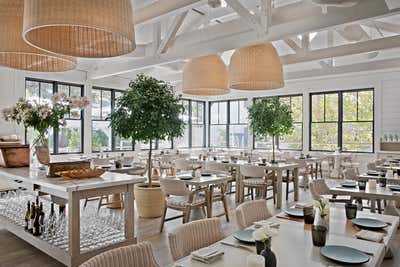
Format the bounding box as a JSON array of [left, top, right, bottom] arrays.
[[358, 180, 366, 191], [303, 206, 315, 224]]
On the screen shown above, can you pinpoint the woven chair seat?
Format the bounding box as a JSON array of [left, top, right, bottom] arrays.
[[243, 178, 271, 186], [166, 195, 206, 209]]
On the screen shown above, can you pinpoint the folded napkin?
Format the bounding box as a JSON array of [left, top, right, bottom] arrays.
[[253, 220, 280, 229], [355, 230, 384, 243], [191, 247, 224, 264], [294, 202, 313, 208]]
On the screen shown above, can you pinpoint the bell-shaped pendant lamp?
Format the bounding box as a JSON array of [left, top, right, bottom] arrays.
[[22, 0, 136, 58], [182, 54, 229, 96], [228, 43, 284, 90], [0, 0, 76, 72]]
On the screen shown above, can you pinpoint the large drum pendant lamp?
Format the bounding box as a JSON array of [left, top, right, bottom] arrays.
[[0, 0, 76, 72], [182, 54, 229, 96], [22, 0, 136, 58], [229, 43, 284, 90]]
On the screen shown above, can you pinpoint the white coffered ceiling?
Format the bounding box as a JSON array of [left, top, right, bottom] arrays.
[[72, 0, 400, 94]]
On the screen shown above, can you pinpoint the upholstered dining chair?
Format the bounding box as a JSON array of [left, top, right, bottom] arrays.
[[343, 167, 358, 180], [235, 200, 272, 230], [173, 158, 193, 173], [159, 177, 208, 232], [79, 242, 160, 267], [240, 164, 275, 202], [205, 161, 236, 192], [309, 179, 351, 203], [367, 162, 377, 171], [168, 218, 224, 261]]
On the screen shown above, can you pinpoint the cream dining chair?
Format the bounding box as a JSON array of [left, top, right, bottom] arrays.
[[159, 177, 208, 232], [240, 164, 275, 202], [168, 218, 224, 261], [235, 199, 272, 230], [79, 242, 160, 267]]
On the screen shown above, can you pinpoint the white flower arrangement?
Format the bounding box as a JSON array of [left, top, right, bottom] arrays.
[[314, 197, 329, 218], [2, 93, 89, 145], [252, 225, 278, 242]]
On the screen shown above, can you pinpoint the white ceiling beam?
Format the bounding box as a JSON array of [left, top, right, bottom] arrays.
[[284, 38, 301, 53], [89, 0, 399, 79], [260, 0, 272, 31], [281, 35, 400, 65], [134, 0, 204, 25], [363, 21, 400, 34], [225, 0, 265, 34], [287, 57, 400, 80], [157, 11, 189, 54]]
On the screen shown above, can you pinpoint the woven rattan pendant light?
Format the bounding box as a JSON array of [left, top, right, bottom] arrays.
[[182, 54, 229, 96], [228, 43, 284, 90], [22, 0, 135, 58], [0, 0, 76, 72]]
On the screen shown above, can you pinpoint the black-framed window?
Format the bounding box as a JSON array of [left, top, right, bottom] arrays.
[[229, 100, 249, 148], [253, 95, 303, 151], [209, 99, 249, 148], [25, 78, 84, 154], [310, 89, 374, 153], [209, 101, 228, 147], [175, 99, 206, 148], [91, 87, 134, 152]]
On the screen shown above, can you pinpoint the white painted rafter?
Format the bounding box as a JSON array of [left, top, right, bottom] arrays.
[[225, 0, 265, 34], [89, 0, 400, 80], [284, 38, 301, 53], [157, 11, 189, 54]]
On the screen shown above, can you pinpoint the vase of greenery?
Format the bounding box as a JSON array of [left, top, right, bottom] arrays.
[[248, 97, 294, 163], [110, 74, 185, 218], [2, 94, 89, 170]]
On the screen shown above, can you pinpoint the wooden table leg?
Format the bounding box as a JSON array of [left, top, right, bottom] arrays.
[[68, 191, 80, 267], [370, 199, 376, 213], [293, 167, 299, 202], [276, 170, 283, 209], [124, 184, 135, 242], [235, 166, 243, 203], [207, 185, 213, 218]]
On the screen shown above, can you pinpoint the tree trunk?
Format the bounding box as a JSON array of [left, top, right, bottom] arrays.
[[148, 140, 153, 187], [272, 135, 275, 163]]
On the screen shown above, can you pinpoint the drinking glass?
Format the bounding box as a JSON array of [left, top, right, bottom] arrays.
[[345, 203, 357, 220], [358, 180, 366, 190], [303, 206, 315, 224], [312, 225, 327, 247]]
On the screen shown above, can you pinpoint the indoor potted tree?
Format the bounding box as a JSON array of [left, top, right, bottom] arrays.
[[109, 74, 185, 218], [248, 97, 294, 163]]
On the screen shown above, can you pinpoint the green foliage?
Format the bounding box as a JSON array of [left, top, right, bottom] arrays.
[[92, 129, 109, 150], [109, 74, 185, 143], [249, 97, 294, 139], [109, 74, 185, 185]]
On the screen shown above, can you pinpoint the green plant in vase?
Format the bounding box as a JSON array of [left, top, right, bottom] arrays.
[[248, 97, 294, 163], [109, 74, 185, 218], [2, 94, 89, 169]]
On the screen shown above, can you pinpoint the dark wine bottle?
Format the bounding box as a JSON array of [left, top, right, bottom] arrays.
[[39, 202, 45, 234], [24, 201, 31, 231], [33, 206, 41, 236], [29, 203, 35, 234]]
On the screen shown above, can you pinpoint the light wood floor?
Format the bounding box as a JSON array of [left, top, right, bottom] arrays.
[[1, 183, 399, 267]]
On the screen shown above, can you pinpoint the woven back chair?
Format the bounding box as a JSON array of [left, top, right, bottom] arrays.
[[168, 218, 224, 261], [79, 242, 159, 267], [235, 200, 272, 230]]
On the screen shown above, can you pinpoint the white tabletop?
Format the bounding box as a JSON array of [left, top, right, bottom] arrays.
[[0, 167, 145, 193], [174, 207, 393, 267]]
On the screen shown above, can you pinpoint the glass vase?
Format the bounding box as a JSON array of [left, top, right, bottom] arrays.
[[255, 238, 271, 255], [30, 135, 50, 171]]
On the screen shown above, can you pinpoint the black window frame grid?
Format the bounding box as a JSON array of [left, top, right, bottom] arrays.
[[309, 88, 374, 154], [208, 99, 249, 148], [91, 87, 135, 152], [25, 78, 85, 155]]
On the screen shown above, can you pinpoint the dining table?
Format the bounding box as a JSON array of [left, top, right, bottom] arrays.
[[329, 180, 400, 214], [203, 160, 299, 209], [174, 172, 232, 219], [173, 207, 398, 267]]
